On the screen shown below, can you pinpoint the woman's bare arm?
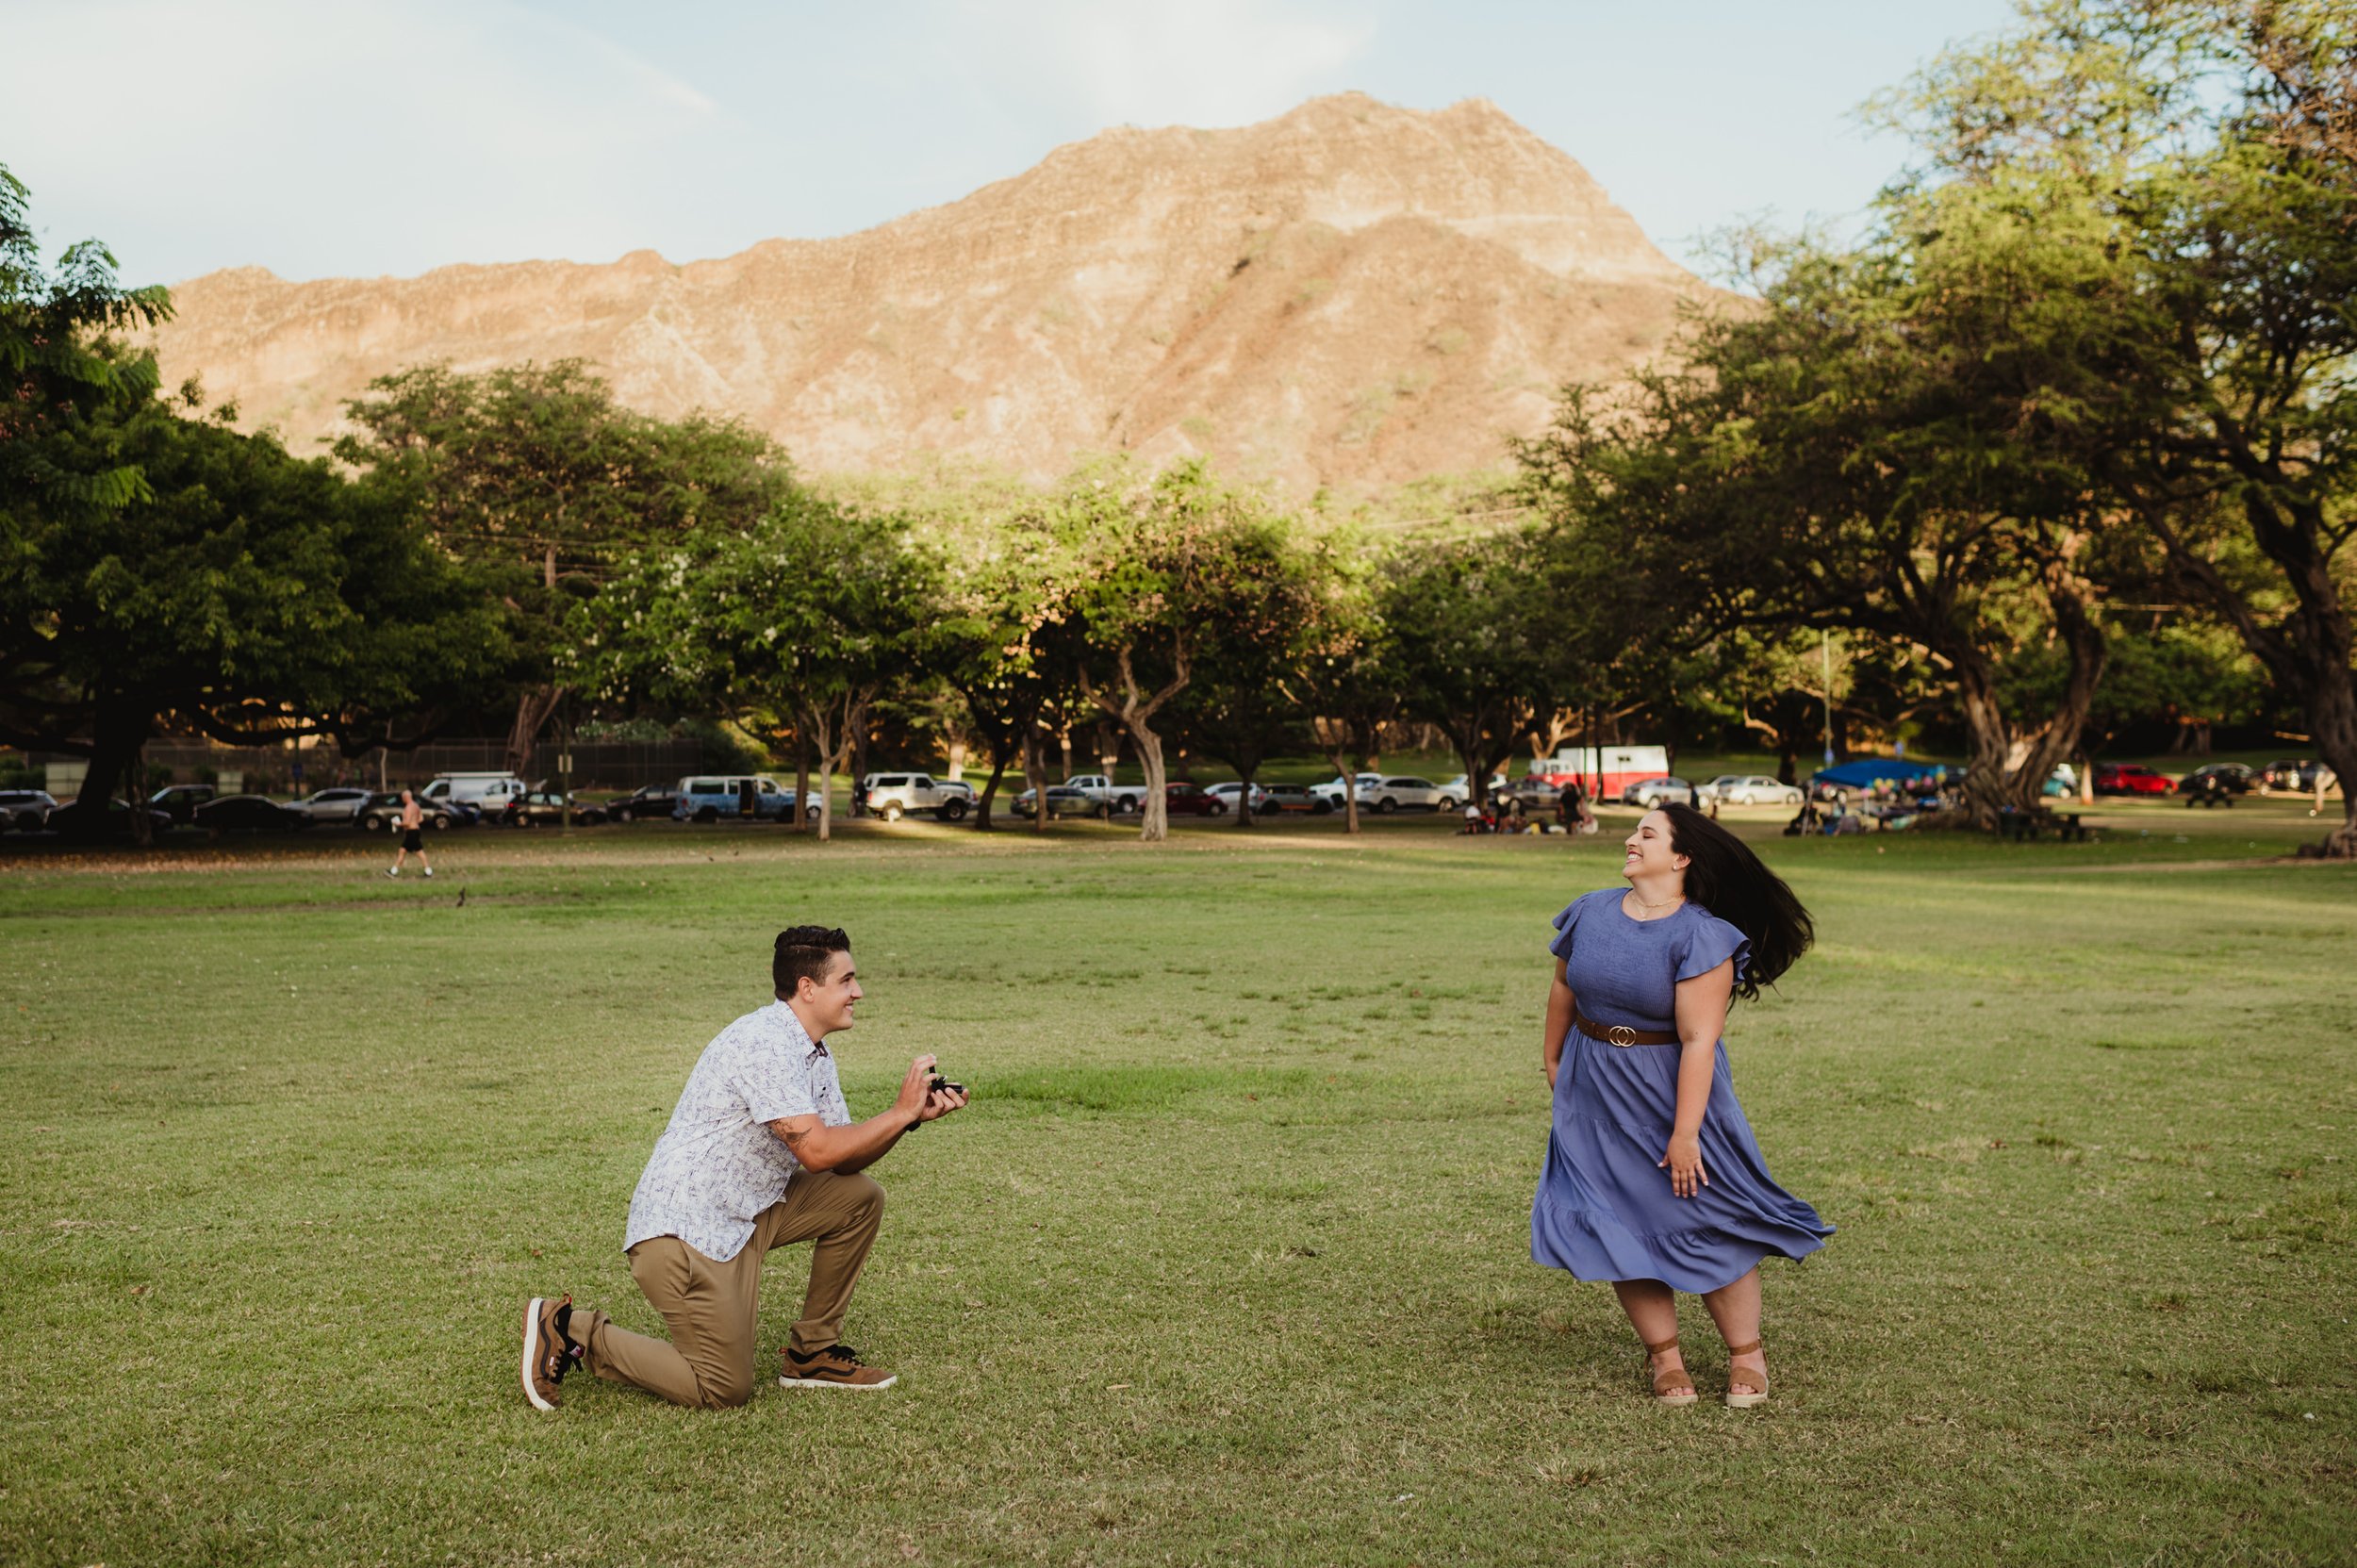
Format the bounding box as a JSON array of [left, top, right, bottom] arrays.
[[1543, 958, 1575, 1089]]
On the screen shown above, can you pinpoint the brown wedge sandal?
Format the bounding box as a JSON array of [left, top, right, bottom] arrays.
[[1723, 1339, 1769, 1409], [1643, 1335, 1698, 1407]]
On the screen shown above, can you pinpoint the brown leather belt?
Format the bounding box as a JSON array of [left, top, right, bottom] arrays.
[[1573, 1010, 1679, 1048]]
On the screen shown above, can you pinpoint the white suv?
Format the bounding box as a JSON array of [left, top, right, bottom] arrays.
[[1358, 776, 1455, 813], [862, 773, 972, 822]]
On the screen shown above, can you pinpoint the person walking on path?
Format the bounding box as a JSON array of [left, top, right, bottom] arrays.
[[1532, 803, 1830, 1408], [519, 925, 965, 1410], [386, 789, 432, 878]]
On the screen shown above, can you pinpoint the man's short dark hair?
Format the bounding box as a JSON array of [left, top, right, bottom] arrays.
[[774, 926, 850, 997]]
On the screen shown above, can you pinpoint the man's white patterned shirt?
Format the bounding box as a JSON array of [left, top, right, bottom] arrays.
[[624, 1000, 851, 1262]]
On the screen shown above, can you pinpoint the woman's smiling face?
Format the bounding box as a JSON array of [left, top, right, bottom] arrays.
[[1623, 809, 1688, 883]]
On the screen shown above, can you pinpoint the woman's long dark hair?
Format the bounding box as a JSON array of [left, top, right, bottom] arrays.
[[1656, 803, 1813, 999]]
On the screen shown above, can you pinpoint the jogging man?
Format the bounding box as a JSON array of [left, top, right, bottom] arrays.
[[520, 926, 965, 1409], [387, 789, 432, 878]]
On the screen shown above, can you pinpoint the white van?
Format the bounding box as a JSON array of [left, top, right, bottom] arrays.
[[422, 772, 529, 814]]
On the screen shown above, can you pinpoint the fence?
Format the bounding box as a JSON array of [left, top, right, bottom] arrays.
[[8, 738, 718, 796]]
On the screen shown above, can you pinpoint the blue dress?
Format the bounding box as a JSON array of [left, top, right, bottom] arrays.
[[1530, 889, 1831, 1293]]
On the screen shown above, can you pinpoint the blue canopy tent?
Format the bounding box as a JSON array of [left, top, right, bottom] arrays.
[[1810, 759, 1951, 790]]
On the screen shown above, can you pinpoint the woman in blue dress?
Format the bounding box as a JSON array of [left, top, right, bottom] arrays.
[[1532, 802, 1830, 1408]]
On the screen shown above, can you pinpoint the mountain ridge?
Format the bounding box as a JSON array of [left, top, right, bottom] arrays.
[[143, 92, 1717, 494]]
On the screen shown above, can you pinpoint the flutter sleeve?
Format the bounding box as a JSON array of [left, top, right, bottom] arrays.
[[1547, 893, 1591, 965], [1676, 912, 1753, 984]]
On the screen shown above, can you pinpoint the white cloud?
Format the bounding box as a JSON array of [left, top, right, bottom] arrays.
[[0, 0, 719, 280]]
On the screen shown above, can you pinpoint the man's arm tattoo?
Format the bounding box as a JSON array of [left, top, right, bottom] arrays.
[[782, 1126, 810, 1150]]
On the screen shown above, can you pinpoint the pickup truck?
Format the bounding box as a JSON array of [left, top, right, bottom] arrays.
[[862, 772, 972, 822], [1057, 775, 1146, 816]]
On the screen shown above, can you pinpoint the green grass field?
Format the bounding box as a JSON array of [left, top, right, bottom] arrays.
[[4, 801, 2351, 1566]]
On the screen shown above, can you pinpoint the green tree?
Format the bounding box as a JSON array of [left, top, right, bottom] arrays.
[[1518, 207, 2127, 829], [1024, 461, 1288, 842], [1377, 527, 1566, 811], [1270, 531, 1390, 834], [2, 381, 505, 838], [1169, 508, 1330, 829], [582, 495, 935, 841], [915, 525, 1069, 830], [337, 360, 798, 775], [1885, 0, 2357, 850]]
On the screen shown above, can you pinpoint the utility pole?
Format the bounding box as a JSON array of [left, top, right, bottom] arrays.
[[559, 698, 573, 835], [1821, 629, 1835, 767]]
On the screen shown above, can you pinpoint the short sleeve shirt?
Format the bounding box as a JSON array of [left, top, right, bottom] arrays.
[[623, 1001, 852, 1262]]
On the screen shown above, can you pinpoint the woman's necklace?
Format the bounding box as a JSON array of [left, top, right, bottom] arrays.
[[1628, 888, 1686, 914]]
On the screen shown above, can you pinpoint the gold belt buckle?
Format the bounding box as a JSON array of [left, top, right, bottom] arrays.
[[1605, 1024, 1638, 1048]]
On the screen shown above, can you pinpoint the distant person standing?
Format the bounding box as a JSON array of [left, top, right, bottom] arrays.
[[1532, 804, 1829, 1408], [387, 789, 433, 879]]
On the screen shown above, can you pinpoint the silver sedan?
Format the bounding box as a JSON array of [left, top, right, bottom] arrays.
[[285, 786, 375, 823]]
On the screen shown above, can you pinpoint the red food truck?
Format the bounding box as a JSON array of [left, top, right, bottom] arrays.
[[1530, 745, 1672, 802]]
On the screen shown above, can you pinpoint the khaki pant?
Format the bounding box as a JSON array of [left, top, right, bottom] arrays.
[[572, 1170, 884, 1409]]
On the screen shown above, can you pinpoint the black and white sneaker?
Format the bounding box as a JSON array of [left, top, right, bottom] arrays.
[[779, 1343, 897, 1390]]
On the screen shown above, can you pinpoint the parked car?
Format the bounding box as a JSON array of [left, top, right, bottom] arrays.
[[1621, 776, 1700, 809], [862, 772, 972, 822], [503, 789, 607, 827], [1358, 776, 1454, 813], [420, 772, 529, 815], [1439, 773, 1508, 802], [1009, 784, 1099, 818], [2093, 763, 2174, 796], [672, 774, 798, 822], [1204, 782, 1272, 814], [286, 786, 374, 823], [1261, 784, 1334, 815], [357, 792, 460, 833], [1704, 775, 1805, 807], [603, 784, 681, 823], [1048, 774, 1145, 815], [2181, 763, 2254, 806], [149, 783, 219, 824], [1163, 783, 1228, 817], [1313, 772, 1384, 806], [1504, 777, 1563, 809], [0, 789, 58, 831], [192, 793, 308, 833], [45, 799, 175, 839], [2261, 759, 2322, 792]]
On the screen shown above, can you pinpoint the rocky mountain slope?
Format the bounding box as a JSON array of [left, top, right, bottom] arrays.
[[144, 93, 1713, 495]]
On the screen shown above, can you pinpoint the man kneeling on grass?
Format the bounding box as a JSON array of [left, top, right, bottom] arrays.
[[520, 925, 965, 1408]]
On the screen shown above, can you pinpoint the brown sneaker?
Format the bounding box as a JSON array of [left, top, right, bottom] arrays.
[[520, 1295, 583, 1411], [779, 1343, 897, 1390]]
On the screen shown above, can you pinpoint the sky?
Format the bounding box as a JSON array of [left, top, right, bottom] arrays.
[[0, 0, 2024, 289]]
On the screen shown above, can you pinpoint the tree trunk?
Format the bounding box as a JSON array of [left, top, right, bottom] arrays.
[[2307, 676, 2357, 858], [1022, 732, 1048, 834], [1130, 723, 1170, 840], [1951, 607, 2105, 831], [794, 737, 812, 834], [1096, 718, 1121, 783], [1233, 765, 1257, 829], [1321, 744, 1362, 834], [974, 755, 1009, 831], [1080, 645, 1188, 844], [74, 697, 154, 844], [2131, 484, 2357, 856], [505, 685, 564, 778]]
